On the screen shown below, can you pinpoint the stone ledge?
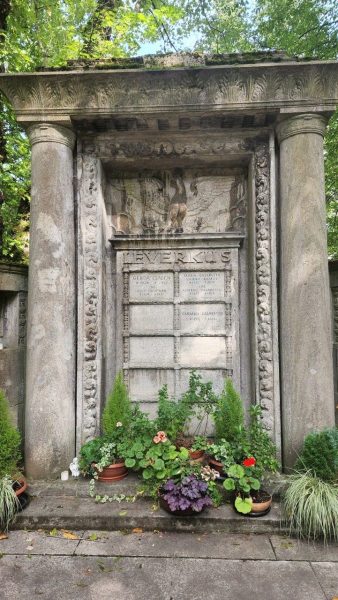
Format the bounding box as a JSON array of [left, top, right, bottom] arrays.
[[15, 476, 289, 535], [15, 494, 286, 535]]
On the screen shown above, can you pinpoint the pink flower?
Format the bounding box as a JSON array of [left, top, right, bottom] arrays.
[[153, 431, 168, 444]]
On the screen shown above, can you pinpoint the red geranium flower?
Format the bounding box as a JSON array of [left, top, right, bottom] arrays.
[[243, 457, 256, 467]]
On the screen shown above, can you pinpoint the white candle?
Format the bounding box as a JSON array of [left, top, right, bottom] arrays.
[[61, 470, 69, 481]]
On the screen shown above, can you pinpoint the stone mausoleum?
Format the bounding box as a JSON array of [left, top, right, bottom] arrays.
[[0, 53, 337, 479]]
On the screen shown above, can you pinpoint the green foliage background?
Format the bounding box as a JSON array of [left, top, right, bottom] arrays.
[[0, 0, 337, 261]]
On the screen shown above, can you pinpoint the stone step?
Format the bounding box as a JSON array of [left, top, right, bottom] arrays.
[[15, 476, 288, 535]]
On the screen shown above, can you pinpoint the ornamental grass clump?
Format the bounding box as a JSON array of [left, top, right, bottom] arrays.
[[162, 474, 213, 513], [283, 471, 338, 543], [0, 475, 20, 532]]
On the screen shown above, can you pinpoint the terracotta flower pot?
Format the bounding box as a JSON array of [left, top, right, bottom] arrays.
[[13, 477, 27, 498], [250, 491, 272, 515], [189, 449, 204, 463], [95, 461, 128, 483], [208, 457, 225, 476]]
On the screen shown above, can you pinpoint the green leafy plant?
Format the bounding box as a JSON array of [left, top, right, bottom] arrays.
[[79, 435, 123, 478], [246, 405, 279, 479], [295, 428, 338, 482], [223, 462, 261, 514], [213, 378, 244, 444], [156, 385, 193, 441], [181, 370, 218, 437], [207, 439, 235, 470], [102, 372, 132, 437], [0, 389, 21, 479], [0, 474, 20, 532], [191, 435, 209, 452], [283, 471, 338, 542]]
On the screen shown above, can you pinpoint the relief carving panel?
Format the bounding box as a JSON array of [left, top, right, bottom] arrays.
[[108, 169, 246, 235]]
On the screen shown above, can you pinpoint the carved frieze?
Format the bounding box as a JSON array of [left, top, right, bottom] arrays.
[[81, 154, 100, 442], [254, 143, 275, 434], [1, 63, 337, 115]]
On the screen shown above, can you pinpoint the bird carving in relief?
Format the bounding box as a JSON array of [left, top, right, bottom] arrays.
[[167, 169, 188, 233]]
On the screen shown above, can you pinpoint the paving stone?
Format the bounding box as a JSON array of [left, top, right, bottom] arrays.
[[0, 555, 328, 600], [271, 536, 338, 562], [0, 530, 83, 555], [311, 562, 338, 599], [77, 531, 276, 559]]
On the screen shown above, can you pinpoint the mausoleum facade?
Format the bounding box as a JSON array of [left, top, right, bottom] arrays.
[[0, 53, 337, 478]]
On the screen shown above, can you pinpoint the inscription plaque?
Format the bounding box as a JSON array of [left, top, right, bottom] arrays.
[[130, 305, 174, 334], [180, 337, 226, 368], [129, 369, 175, 401], [129, 337, 174, 367], [180, 304, 226, 334], [179, 272, 224, 301], [129, 272, 173, 302]]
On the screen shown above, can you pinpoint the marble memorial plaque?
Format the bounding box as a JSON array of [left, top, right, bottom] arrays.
[[179, 271, 224, 301], [129, 369, 175, 402], [130, 305, 174, 334], [180, 304, 225, 334], [129, 336, 174, 367], [129, 272, 173, 302], [180, 337, 226, 368]]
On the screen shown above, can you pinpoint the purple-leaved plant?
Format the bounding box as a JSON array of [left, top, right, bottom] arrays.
[[162, 474, 212, 512]]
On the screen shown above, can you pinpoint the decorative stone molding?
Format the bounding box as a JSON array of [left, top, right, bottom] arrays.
[[27, 123, 76, 149], [82, 136, 253, 159], [254, 142, 275, 434], [276, 113, 327, 143], [81, 154, 100, 442], [1, 62, 337, 117]]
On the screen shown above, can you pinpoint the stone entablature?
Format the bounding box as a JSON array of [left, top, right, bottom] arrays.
[[0, 60, 337, 124]]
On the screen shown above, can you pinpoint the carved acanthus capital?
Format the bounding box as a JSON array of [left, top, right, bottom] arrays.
[[276, 113, 327, 143], [27, 123, 76, 149]]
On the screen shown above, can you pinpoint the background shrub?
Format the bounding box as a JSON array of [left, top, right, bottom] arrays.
[[295, 428, 338, 482], [0, 389, 21, 478]]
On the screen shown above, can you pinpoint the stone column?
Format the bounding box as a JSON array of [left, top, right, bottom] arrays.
[[25, 123, 76, 479], [277, 113, 335, 469]]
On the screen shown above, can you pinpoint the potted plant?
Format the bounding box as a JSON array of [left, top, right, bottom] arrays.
[[80, 434, 128, 482], [0, 389, 26, 530], [159, 473, 213, 516], [223, 458, 271, 516], [206, 439, 235, 476], [189, 435, 209, 462], [79, 372, 134, 483]]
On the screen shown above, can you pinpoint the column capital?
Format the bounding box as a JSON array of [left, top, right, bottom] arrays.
[[27, 122, 76, 149], [276, 113, 327, 143]]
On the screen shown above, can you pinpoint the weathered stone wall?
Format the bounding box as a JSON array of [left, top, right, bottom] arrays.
[[329, 260, 338, 424], [0, 263, 28, 435]]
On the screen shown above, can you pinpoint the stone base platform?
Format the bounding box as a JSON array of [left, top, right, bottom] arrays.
[[14, 475, 288, 535]]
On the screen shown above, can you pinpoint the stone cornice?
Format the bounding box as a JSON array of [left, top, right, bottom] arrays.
[[276, 113, 327, 142], [27, 123, 76, 149], [0, 61, 337, 120]]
